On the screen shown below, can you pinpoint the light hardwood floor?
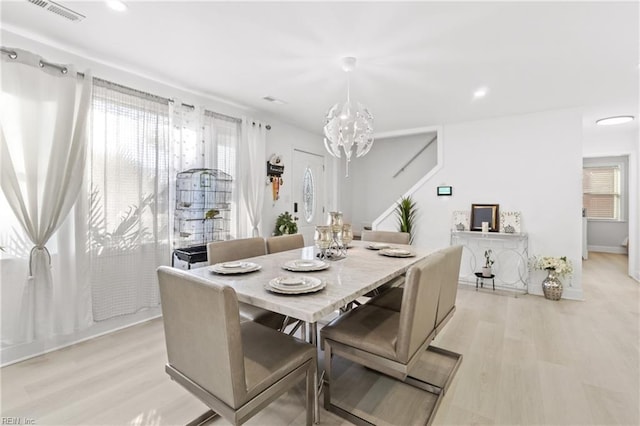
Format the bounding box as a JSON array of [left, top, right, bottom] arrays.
[[1, 252, 638, 425]]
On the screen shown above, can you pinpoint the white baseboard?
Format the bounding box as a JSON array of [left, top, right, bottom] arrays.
[[528, 285, 583, 301], [561, 287, 584, 301], [1, 307, 161, 367], [588, 245, 628, 254], [460, 277, 584, 301]]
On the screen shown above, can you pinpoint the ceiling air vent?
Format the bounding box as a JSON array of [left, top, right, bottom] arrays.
[[262, 96, 287, 105], [27, 0, 86, 22]]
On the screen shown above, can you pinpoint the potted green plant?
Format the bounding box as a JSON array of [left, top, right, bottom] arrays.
[[395, 195, 417, 243], [274, 211, 298, 236], [483, 249, 494, 277]]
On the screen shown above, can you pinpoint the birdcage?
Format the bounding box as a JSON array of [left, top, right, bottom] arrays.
[[174, 168, 233, 249]]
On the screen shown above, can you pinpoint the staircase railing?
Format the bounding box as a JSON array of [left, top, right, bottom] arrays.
[[372, 126, 443, 230]]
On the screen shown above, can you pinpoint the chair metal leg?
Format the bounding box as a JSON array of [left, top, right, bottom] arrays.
[[306, 361, 316, 426], [323, 341, 332, 410], [186, 409, 218, 426]]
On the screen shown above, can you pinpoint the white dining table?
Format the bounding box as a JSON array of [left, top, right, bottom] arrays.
[[187, 240, 432, 339], [185, 239, 433, 422]]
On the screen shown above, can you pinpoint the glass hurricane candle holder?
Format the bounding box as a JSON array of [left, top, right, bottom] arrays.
[[327, 211, 343, 239], [314, 225, 332, 250], [341, 223, 353, 247]]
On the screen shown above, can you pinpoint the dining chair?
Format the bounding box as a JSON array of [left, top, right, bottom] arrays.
[[320, 250, 462, 424], [367, 245, 463, 334], [207, 237, 266, 263], [361, 229, 411, 245], [266, 234, 305, 254], [321, 252, 443, 404], [434, 245, 463, 334], [157, 266, 316, 426], [207, 237, 286, 330]]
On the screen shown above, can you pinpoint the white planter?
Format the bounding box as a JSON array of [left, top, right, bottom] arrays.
[[482, 267, 493, 277]]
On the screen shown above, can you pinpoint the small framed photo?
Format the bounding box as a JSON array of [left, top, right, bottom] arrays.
[[500, 211, 521, 233], [451, 210, 469, 231], [470, 204, 499, 232]]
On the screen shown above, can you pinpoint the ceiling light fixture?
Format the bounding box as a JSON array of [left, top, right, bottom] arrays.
[[323, 56, 374, 177], [473, 87, 488, 99], [105, 0, 127, 12], [595, 115, 634, 126]]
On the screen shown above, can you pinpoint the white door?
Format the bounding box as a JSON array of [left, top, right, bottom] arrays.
[[292, 150, 325, 245]]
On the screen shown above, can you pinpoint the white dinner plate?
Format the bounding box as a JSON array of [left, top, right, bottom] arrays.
[[266, 276, 326, 294], [366, 243, 391, 250], [209, 262, 261, 275], [282, 259, 329, 272], [379, 248, 415, 258]]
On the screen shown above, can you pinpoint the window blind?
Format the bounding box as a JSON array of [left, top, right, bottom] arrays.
[[583, 166, 620, 219]]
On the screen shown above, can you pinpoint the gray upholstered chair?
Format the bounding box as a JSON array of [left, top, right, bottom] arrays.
[[266, 234, 305, 254], [367, 245, 463, 335], [158, 266, 317, 426], [207, 237, 266, 263], [361, 230, 411, 245], [434, 245, 463, 334], [207, 237, 285, 330], [321, 251, 444, 408]]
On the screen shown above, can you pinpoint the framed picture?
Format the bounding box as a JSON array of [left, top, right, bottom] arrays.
[[500, 211, 521, 233], [451, 210, 470, 231], [470, 204, 499, 232]]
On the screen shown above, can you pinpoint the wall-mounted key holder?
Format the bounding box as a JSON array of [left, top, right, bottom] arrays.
[[267, 154, 284, 201]]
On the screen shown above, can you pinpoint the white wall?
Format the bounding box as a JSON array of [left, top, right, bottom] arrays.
[[583, 126, 639, 280], [378, 109, 584, 299], [260, 119, 332, 238], [338, 132, 438, 234]]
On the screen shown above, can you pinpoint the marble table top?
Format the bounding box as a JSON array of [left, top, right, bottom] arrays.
[[186, 240, 433, 323]]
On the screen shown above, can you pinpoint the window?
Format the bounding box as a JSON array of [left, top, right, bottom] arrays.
[[90, 79, 171, 321], [583, 157, 626, 220]]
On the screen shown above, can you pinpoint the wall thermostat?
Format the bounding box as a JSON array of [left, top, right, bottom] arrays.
[[437, 186, 453, 196]]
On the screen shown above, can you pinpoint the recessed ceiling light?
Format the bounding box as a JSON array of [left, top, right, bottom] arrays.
[[595, 116, 635, 126], [105, 0, 127, 12], [473, 87, 488, 99]]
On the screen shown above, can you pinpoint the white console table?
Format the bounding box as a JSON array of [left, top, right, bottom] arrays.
[[450, 231, 529, 293]]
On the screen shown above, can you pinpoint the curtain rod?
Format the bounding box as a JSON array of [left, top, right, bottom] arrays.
[[252, 121, 271, 130], [2, 46, 262, 128], [1, 47, 69, 74], [203, 108, 242, 124]]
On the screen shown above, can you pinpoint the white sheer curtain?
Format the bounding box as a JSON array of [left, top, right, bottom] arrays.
[[89, 80, 170, 321], [203, 111, 240, 239], [0, 48, 92, 342], [169, 102, 200, 250], [238, 119, 267, 237]]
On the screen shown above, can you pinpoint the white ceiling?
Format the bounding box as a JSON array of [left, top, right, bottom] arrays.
[[1, 1, 638, 135]]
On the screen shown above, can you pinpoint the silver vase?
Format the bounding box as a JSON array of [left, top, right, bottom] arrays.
[[542, 269, 563, 300]]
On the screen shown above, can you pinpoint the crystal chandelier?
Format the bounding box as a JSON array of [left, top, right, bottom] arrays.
[[323, 57, 374, 177]]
